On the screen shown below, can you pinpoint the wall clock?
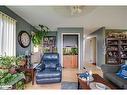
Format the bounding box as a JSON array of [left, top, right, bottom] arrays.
[[18, 31, 31, 48]]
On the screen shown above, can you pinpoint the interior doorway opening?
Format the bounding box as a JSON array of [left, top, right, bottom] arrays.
[[62, 34, 79, 68]]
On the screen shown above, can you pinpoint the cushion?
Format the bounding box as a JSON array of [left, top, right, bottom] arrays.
[[105, 73, 127, 88], [36, 69, 61, 78], [121, 64, 127, 68], [101, 64, 121, 73], [116, 64, 127, 80], [44, 62, 57, 69], [43, 54, 58, 61], [35, 63, 45, 71]]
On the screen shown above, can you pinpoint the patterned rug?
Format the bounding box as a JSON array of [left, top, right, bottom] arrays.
[[61, 81, 78, 90]]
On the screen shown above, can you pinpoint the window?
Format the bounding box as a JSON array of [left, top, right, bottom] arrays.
[[0, 11, 16, 56]]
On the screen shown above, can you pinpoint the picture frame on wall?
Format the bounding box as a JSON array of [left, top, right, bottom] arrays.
[[43, 36, 56, 53]]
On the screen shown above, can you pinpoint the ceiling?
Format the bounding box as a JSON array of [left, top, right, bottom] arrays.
[[7, 6, 127, 35]]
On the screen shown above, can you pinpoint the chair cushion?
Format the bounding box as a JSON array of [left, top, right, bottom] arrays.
[[36, 69, 61, 79], [35, 63, 45, 71], [44, 61, 57, 69], [43, 53, 59, 61], [36, 77, 61, 84], [116, 64, 127, 80]]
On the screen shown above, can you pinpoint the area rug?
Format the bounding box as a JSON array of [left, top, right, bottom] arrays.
[[61, 81, 78, 90]]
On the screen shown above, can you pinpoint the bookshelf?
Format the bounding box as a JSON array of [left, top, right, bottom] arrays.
[[105, 31, 127, 64]]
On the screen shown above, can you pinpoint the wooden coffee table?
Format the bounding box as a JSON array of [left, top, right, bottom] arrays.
[[77, 74, 116, 89]]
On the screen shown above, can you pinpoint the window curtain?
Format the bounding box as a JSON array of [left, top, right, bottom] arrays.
[[0, 11, 16, 56], [0, 12, 3, 55]]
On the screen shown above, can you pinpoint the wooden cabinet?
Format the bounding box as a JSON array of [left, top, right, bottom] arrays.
[[63, 55, 78, 68]]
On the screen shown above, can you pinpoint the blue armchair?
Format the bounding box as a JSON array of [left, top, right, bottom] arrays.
[[35, 53, 62, 84]]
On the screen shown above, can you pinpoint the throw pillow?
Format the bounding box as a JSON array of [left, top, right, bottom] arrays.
[[44, 61, 57, 69], [116, 64, 127, 80]]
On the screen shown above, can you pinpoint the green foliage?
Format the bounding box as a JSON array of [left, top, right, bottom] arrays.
[[63, 48, 67, 55], [0, 73, 17, 85], [54, 47, 57, 53], [0, 55, 25, 89], [71, 48, 78, 55], [15, 81, 24, 90], [63, 48, 78, 55], [32, 25, 49, 47], [0, 73, 25, 89], [43, 47, 57, 53], [0, 56, 22, 69], [43, 48, 50, 53], [0, 69, 8, 79], [0, 73, 12, 84]]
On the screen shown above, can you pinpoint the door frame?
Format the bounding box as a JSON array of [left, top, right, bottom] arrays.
[[61, 33, 80, 70], [86, 36, 98, 67]]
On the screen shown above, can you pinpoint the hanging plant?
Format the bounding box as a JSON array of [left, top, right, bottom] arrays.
[[32, 25, 49, 47]]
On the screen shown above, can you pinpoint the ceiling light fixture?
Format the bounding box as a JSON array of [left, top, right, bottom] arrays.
[[70, 6, 82, 15]]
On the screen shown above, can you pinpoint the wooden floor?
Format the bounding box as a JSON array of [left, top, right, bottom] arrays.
[[25, 64, 102, 89]]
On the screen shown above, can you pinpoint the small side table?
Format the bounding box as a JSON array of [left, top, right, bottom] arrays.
[[25, 68, 35, 85], [26, 63, 38, 85], [21, 63, 38, 85], [24, 67, 35, 85]]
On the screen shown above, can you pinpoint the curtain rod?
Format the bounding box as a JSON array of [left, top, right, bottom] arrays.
[[0, 11, 17, 22]]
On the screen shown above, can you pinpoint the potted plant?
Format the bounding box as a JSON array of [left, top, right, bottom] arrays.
[[32, 25, 49, 49], [71, 48, 78, 55], [0, 56, 23, 74], [0, 72, 25, 89], [0, 56, 25, 89], [0, 69, 8, 79]]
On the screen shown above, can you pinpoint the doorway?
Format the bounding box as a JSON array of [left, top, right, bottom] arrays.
[[61, 33, 80, 69]]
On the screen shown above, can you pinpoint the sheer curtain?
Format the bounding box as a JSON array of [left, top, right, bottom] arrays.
[[0, 11, 16, 56]]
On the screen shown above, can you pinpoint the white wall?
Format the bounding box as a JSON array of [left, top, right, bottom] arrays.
[[84, 38, 91, 64], [85, 27, 105, 67], [89, 37, 96, 64], [84, 36, 97, 64]]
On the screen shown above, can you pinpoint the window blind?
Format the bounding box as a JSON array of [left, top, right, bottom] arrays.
[[0, 11, 16, 56]]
